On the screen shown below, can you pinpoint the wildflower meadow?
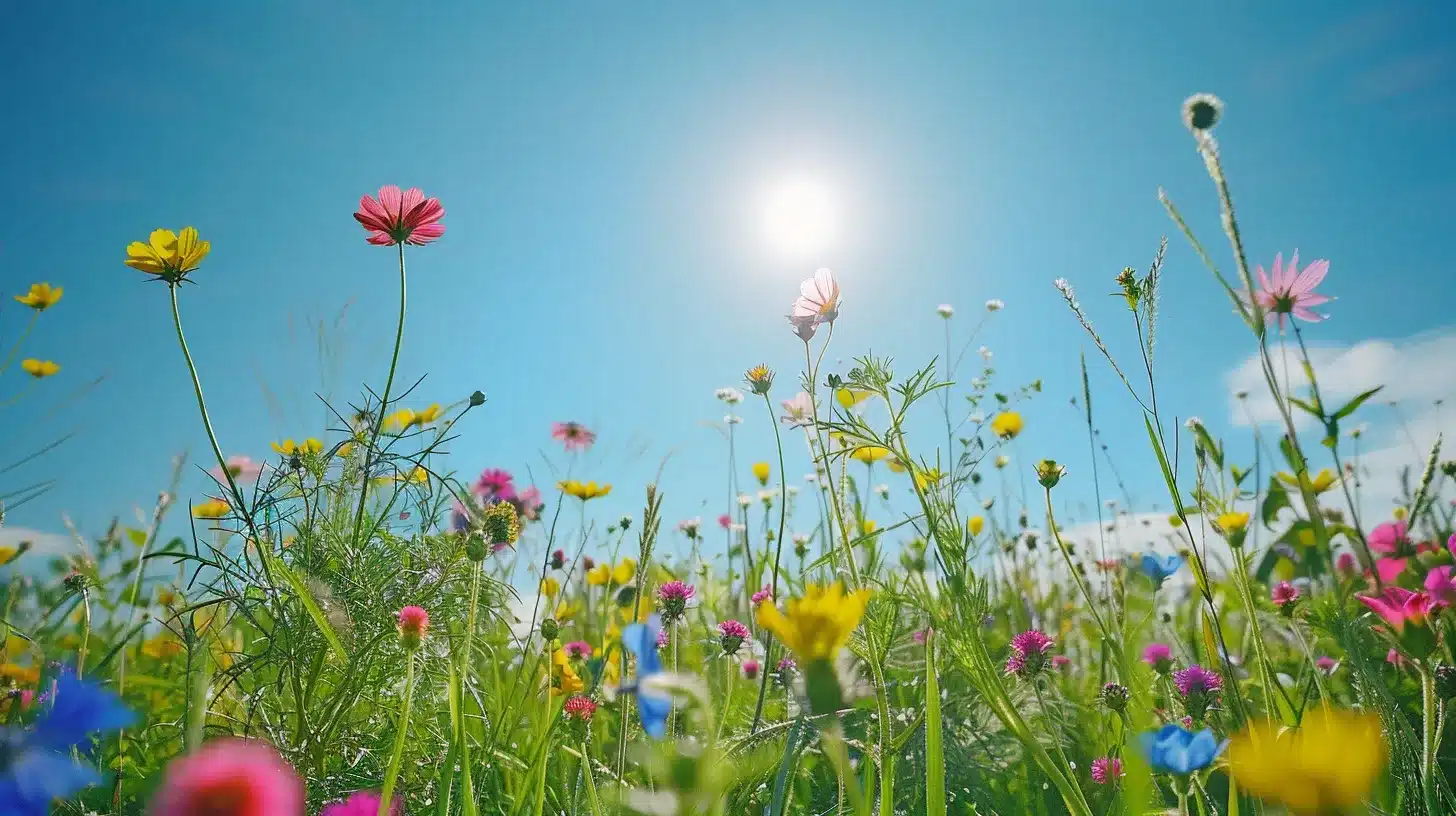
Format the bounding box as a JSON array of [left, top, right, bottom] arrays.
[[2, 24, 1454, 816]]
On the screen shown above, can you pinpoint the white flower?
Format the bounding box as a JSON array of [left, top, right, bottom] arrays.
[[873, 484, 890, 499], [786, 485, 799, 496], [979, 345, 993, 361], [804, 473, 818, 484], [970, 377, 987, 389], [677, 517, 702, 537], [757, 489, 776, 505], [780, 392, 815, 427], [1185, 417, 1204, 430], [715, 387, 743, 404], [985, 299, 1004, 312], [737, 493, 753, 508], [790, 268, 841, 325], [724, 414, 742, 425], [729, 523, 747, 533], [969, 413, 984, 424], [936, 303, 954, 318]]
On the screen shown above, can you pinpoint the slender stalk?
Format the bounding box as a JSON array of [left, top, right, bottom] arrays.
[[75, 587, 91, 678], [350, 242, 409, 551], [458, 563, 482, 810], [1423, 665, 1440, 815], [378, 653, 417, 816], [580, 740, 602, 815], [716, 662, 734, 742], [0, 313, 38, 378], [750, 391, 790, 733]]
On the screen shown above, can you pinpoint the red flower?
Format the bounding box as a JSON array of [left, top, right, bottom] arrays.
[[354, 185, 445, 246]]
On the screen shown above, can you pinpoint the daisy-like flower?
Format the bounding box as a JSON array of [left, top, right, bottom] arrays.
[[353, 185, 445, 246], [20, 359, 59, 378], [744, 364, 775, 395], [551, 421, 596, 452], [13, 283, 62, 311], [990, 411, 1024, 440], [715, 387, 743, 404], [677, 517, 701, 538], [272, 438, 323, 457], [781, 392, 815, 426], [474, 468, 517, 500], [1090, 757, 1122, 785], [191, 497, 231, 520], [124, 227, 211, 284], [211, 455, 262, 485], [1250, 251, 1331, 330], [1315, 656, 1339, 675], [559, 480, 612, 501], [985, 299, 1004, 312], [790, 267, 841, 327], [936, 303, 954, 318]]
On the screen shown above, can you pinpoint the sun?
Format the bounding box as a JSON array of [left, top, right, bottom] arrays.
[[762, 179, 837, 259]]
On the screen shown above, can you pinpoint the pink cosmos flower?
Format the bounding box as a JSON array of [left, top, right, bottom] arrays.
[[1090, 756, 1122, 785], [551, 421, 596, 452], [1357, 587, 1434, 633], [1142, 642, 1174, 673], [1449, 532, 1456, 558], [353, 185, 446, 246], [475, 468, 516, 499], [321, 791, 402, 816], [788, 268, 841, 339], [1250, 251, 1330, 329], [1368, 521, 1411, 555], [211, 455, 262, 484], [781, 392, 815, 426], [150, 739, 304, 816], [751, 585, 773, 606], [1426, 566, 1456, 605], [1271, 581, 1300, 607], [1173, 665, 1223, 697]]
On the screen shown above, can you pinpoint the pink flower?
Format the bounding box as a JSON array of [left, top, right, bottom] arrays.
[[741, 658, 761, 680], [1271, 581, 1300, 607], [912, 629, 929, 645], [1315, 656, 1339, 675], [1006, 629, 1054, 677], [563, 641, 593, 659], [1368, 521, 1411, 555], [1357, 587, 1434, 633], [1376, 557, 1409, 583], [1336, 552, 1358, 575], [1142, 642, 1174, 673], [776, 656, 796, 673], [1090, 756, 1122, 785], [1173, 665, 1223, 697], [353, 185, 446, 246], [211, 455, 262, 484], [655, 629, 669, 649], [321, 791, 402, 816], [658, 581, 696, 603], [516, 485, 543, 521], [1249, 251, 1330, 329], [397, 605, 430, 650], [751, 585, 773, 606], [150, 739, 304, 816], [1051, 655, 1072, 670], [789, 268, 841, 327], [1427, 566, 1456, 604], [717, 619, 751, 640], [718, 513, 733, 529], [564, 695, 597, 721], [1388, 648, 1409, 669], [474, 468, 516, 500], [551, 421, 596, 452], [780, 392, 815, 426], [1449, 532, 1456, 557]]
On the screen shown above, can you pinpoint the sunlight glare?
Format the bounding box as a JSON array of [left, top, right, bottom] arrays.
[[762, 179, 837, 259]]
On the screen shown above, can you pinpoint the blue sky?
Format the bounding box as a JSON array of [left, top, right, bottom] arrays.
[[2, 2, 1453, 565]]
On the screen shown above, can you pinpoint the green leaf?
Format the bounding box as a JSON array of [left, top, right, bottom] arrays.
[[124, 527, 148, 548], [260, 550, 348, 663], [1288, 396, 1322, 418], [1261, 478, 1291, 526], [1332, 386, 1384, 420], [925, 633, 945, 816]]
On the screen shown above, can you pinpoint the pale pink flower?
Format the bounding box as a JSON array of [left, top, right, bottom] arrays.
[[150, 739, 303, 816], [551, 421, 596, 452], [1426, 566, 1456, 604], [321, 791, 402, 816], [1250, 251, 1330, 329], [790, 268, 840, 326], [781, 392, 815, 426], [211, 455, 262, 484], [1270, 581, 1300, 607], [353, 185, 446, 246]]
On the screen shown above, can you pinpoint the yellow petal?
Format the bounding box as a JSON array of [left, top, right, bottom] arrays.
[[149, 229, 178, 258]]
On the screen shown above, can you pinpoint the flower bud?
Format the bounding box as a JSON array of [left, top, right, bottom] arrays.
[[396, 606, 429, 652], [540, 617, 559, 642], [1101, 682, 1129, 713], [469, 390, 486, 407]]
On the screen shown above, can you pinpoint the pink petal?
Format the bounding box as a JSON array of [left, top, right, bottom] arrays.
[[378, 185, 404, 219], [791, 296, 819, 320], [405, 223, 445, 245], [1270, 253, 1285, 292], [1377, 559, 1410, 584], [366, 231, 395, 245], [399, 187, 425, 217], [1291, 259, 1328, 296], [407, 198, 444, 227], [813, 268, 837, 300], [1296, 293, 1330, 307], [1291, 306, 1325, 323]]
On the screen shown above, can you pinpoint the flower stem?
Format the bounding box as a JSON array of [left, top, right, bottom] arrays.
[[459, 563, 482, 810], [378, 653, 417, 816], [0, 312, 38, 378], [716, 661, 734, 742], [76, 587, 91, 678], [1424, 664, 1440, 814], [750, 391, 791, 733], [350, 242, 408, 551]]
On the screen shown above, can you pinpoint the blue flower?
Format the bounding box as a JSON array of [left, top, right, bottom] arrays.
[[1139, 553, 1184, 587], [621, 615, 673, 739], [1138, 724, 1225, 775], [0, 670, 135, 815]]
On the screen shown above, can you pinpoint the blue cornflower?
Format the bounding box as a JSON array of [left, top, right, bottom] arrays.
[[621, 615, 673, 739], [1139, 553, 1185, 587], [0, 670, 135, 815], [1138, 724, 1225, 775]]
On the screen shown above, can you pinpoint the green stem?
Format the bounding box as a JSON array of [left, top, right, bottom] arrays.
[[379, 653, 417, 816], [0, 313, 38, 378], [459, 564, 482, 812], [76, 588, 91, 678], [580, 740, 602, 815], [1424, 665, 1440, 815], [750, 391, 791, 733], [350, 242, 409, 551], [716, 661, 734, 742]]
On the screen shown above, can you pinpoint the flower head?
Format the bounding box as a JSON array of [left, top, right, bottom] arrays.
[[1139, 553, 1184, 587], [1090, 757, 1123, 785], [1250, 251, 1331, 329], [1357, 586, 1435, 634], [1005, 629, 1055, 678], [564, 695, 598, 722], [752, 461, 771, 486], [0, 670, 135, 814], [321, 791, 403, 816], [967, 515, 985, 536], [150, 739, 303, 816], [1173, 664, 1223, 698], [1034, 459, 1066, 489], [715, 387, 743, 404], [20, 359, 59, 378], [1316, 656, 1339, 675], [751, 585, 773, 607], [717, 619, 750, 655], [1101, 682, 1130, 713], [211, 455, 262, 485], [1142, 642, 1175, 674], [990, 411, 1023, 440], [780, 392, 815, 426], [1182, 93, 1223, 131], [1271, 580, 1301, 609], [936, 303, 954, 318], [849, 445, 891, 465], [1139, 724, 1225, 775], [353, 185, 445, 246], [756, 583, 872, 666], [1228, 709, 1385, 814], [481, 501, 522, 546], [744, 364, 775, 395], [741, 658, 761, 680], [790, 268, 841, 326], [1368, 520, 1411, 555], [656, 581, 696, 624], [396, 605, 430, 651], [124, 227, 210, 284], [13, 283, 62, 311], [559, 480, 611, 501], [551, 421, 596, 452], [192, 497, 231, 520], [985, 299, 1004, 312]]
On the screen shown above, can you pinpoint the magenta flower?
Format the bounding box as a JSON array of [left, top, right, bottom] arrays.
[[1250, 250, 1330, 329], [321, 791, 402, 816], [741, 658, 761, 680], [1368, 520, 1411, 555], [912, 629, 928, 645], [150, 739, 304, 816], [1358, 587, 1435, 633], [397, 605, 430, 650], [655, 628, 669, 649], [475, 468, 516, 500], [564, 695, 597, 721], [1426, 566, 1456, 605], [1090, 756, 1122, 785], [353, 185, 446, 246], [1449, 532, 1456, 558], [1051, 655, 1072, 670], [551, 421, 596, 452], [1142, 642, 1175, 674], [1006, 629, 1054, 677], [657, 580, 696, 623], [1315, 656, 1339, 675], [1335, 552, 1357, 575], [718, 513, 733, 529], [1173, 665, 1223, 698], [751, 585, 773, 606], [717, 619, 750, 639], [1270, 580, 1300, 608], [563, 641, 593, 659]]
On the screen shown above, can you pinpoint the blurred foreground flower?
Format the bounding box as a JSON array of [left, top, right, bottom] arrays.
[[320, 790, 402, 816], [621, 616, 673, 738], [551, 421, 596, 452], [1139, 724, 1224, 775], [124, 227, 210, 284], [150, 739, 302, 816], [353, 185, 445, 246], [20, 359, 59, 378], [191, 497, 231, 519], [990, 411, 1023, 439], [1227, 708, 1385, 814]]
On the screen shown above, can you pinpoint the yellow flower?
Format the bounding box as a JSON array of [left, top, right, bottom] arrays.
[[271, 438, 323, 456], [335, 442, 354, 458], [757, 582, 873, 664], [752, 461, 771, 486], [1227, 708, 1385, 815], [540, 576, 560, 599], [967, 516, 985, 536], [0, 547, 18, 567], [1276, 469, 1338, 495], [604, 620, 622, 645], [836, 388, 873, 409], [192, 498, 231, 519], [612, 557, 637, 585], [1217, 511, 1250, 534], [20, 359, 59, 378], [849, 445, 891, 465], [586, 563, 612, 586], [559, 480, 611, 501], [4, 636, 28, 658], [550, 648, 585, 696], [141, 634, 185, 661], [13, 283, 63, 311], [744, 363, 775, 395], [554, 600, 579, 623], [994, 455, 1010, 469], [861, 519, 878, 535], [885, 457, 906, 473], [157, 586, 179, 607], [619, 593, 653, 623], [913, 467, 943, 491], [124, 227, 210, 283], [395, 466, 429, 485], [1394, 506, 1408, 521], [1168, 514, 1184, 528], [0, 663, 40, 685], [990, 411, 1024, 440]]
